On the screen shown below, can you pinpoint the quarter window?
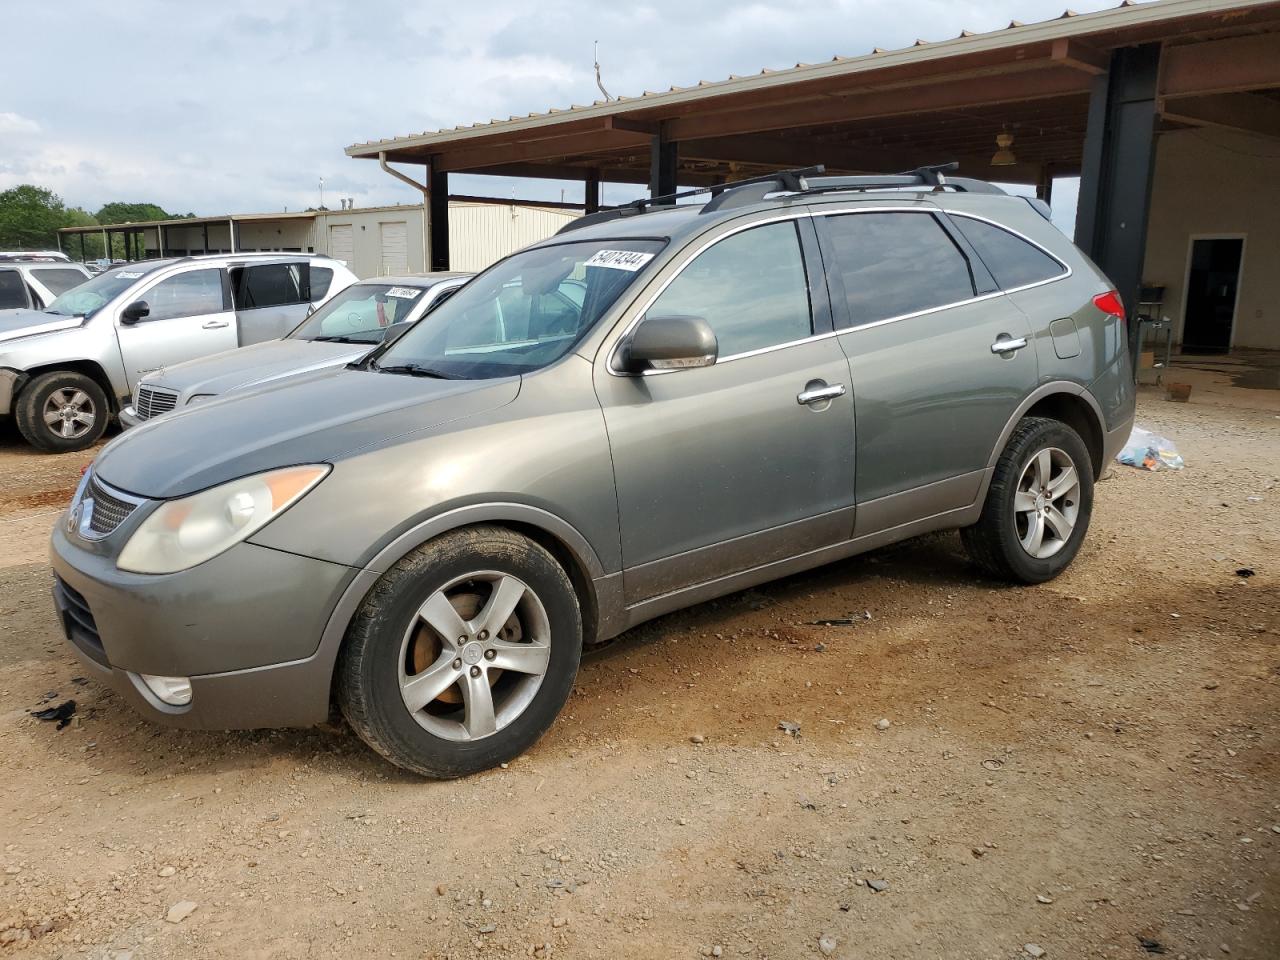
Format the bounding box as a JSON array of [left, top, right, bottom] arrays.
[[143, 269, 225, 321], [952, 217, 1066, 289], [822, 212, 976, 327], [0, 269, 29, 310], [310, 266, 334, 299], [647, 220, 812, 357]]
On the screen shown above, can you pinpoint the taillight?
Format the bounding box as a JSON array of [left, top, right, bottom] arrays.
[[1093, 290, 1126, 322]]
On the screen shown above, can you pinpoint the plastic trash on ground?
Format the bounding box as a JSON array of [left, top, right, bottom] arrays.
[[1116, 426, 1184, 471]]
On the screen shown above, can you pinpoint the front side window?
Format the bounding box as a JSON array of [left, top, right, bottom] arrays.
[[143, 269, 226, 322], [646, 220, 812, 357], [379, 239, 664, 379], [31, 268, 89, 297], [0, 269, 29, 310], [952, 216, 1066, 289], [290, 283, 427, 344], [823, 212, 976, 327], [235, 263, 310, 309]]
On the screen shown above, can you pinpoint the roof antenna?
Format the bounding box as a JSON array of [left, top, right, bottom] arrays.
[[594, 41, 613, 101]]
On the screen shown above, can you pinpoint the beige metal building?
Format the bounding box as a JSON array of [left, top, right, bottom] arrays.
[[59, 201, 578, 278]]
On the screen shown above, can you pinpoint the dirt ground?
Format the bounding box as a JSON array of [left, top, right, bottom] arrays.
[[1, 360, 1277, 960]]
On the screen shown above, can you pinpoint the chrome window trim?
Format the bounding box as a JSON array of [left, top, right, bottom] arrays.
[[606, 211, 819, 377], [941, 210, 1072, 296]]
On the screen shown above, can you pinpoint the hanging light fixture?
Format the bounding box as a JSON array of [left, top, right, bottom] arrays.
[[991, 127, 1017, 167]]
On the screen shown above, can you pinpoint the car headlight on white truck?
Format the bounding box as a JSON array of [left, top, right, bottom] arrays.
[[116, 465, 330, 574]]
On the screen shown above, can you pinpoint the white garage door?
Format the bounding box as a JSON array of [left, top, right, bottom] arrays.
[[328, 224, 353, 267], [379, 221, 408, 275]]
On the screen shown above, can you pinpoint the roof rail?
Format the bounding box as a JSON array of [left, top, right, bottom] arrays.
[[555, 161, 1004, 235], [555, 166, 827, 235]]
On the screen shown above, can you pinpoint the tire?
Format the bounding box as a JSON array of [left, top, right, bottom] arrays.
[[337, 526, 582, 778], [15, 370, 110, 453], [961, 416, 1094, 584]]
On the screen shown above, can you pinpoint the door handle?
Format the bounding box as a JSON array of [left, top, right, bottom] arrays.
[[990, 335, 1028, 355], [202, 320, 230, 329], [796, 383, 846, 405]]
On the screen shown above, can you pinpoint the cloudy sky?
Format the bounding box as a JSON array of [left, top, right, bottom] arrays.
[[4, 0, 1120, 227]]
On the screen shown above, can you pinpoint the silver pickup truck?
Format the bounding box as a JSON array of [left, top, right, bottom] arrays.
[[0, 252, 356, 452]]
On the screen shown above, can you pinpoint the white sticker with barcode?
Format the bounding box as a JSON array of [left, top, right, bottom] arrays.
[[584, 249, 655, 272], [116, 271, 143, 279], [385, 286, 423, 300]]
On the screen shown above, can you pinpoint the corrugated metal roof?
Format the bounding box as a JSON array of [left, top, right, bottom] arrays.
[[347, 0, 1270, 157]]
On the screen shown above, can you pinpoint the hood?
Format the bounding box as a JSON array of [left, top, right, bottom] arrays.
[[94, 366, 520, 499], [0, 309, 82, 344], [145, 338, 369, 398]]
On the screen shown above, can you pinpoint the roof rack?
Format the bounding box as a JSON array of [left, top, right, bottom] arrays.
[[555, 162, 1004, 236]]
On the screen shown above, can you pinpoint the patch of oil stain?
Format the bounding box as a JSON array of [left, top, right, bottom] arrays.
[[0, 487, 77, 513]]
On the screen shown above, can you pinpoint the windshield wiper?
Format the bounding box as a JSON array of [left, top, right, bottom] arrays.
[[312, 335, 377, 344], [372, 361, 456, 379]]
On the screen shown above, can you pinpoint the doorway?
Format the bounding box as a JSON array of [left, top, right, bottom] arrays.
[[1182, 236, 1244, 354]]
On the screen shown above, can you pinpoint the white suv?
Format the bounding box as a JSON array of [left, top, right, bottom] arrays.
[[0, 257, 93, 310]]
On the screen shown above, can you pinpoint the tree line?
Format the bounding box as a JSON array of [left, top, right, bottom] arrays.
[[0, 184, 193, 260]]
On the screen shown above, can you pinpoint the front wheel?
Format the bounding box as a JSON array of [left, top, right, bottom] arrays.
[[337, 526, 582, 778], [15, 370, 109, 453], [961, 416, 1094, 584]]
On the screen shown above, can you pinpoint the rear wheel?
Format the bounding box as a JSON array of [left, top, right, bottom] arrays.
[[15, 371, 109, 453], [337, 526, 582, 778], [961, 416, 1094, 583]]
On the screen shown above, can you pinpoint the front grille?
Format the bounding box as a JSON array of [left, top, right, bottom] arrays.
[[86, 477, 137, 535], [53, 575, 108, 667], [135, 384, 178, 420]]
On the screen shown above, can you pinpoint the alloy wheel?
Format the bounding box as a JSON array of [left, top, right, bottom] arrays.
[[43, 388, 97, 440], [397, 571, 551, 742], [1014, 446, 1080, 560]]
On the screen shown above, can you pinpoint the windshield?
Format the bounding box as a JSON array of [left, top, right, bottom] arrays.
[[377, 239, 664, 378], [289, 282, 432, 344], [45, 266, 152, 318]]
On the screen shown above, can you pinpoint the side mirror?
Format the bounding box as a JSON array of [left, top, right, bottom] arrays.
[[622, 315, 717, 373], [121, 300, 150, 323]]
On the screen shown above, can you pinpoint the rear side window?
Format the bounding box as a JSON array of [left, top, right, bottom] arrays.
[[952, 217, 1066, 289], [648, 220, 812, 357], [0, 269, 29, 309], [236, 263, 310, 308], [31, 268, 89, 296], [822, 212, 975, 327], [310, 266, 333, 299]]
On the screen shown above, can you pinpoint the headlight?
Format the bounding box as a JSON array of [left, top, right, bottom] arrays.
[[186, 394, 215, 405], [116, 465, 330, 574]]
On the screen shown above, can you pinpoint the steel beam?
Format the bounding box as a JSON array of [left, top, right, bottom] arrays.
[[649, 127, 677, 202], [1075, 43, 1161, 358], [429, 163, 450, 272]]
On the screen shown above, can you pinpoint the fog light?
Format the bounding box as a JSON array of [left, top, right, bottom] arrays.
[[140, 674, 192, 706]]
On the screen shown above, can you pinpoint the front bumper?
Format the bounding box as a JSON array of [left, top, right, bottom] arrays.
[[0, 368, 23, 416], [49, 519, 358, 729], [117, 405, 142, 429]]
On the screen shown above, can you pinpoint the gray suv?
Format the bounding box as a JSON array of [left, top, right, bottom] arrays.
[[50, 166, 1135, 778]]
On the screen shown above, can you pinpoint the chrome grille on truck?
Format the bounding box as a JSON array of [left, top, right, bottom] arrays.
[[85, 476, 138, 536], [134, 385, 178, 420]]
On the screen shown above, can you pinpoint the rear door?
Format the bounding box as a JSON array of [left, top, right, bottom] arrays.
[[815, 207, 1037, 533], [594, 216, 856, 603], [231, 261, 312, 344], [115, 267, 237, 390]]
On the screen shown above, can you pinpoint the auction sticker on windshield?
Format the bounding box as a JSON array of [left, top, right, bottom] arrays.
[[386, 287, 423, 300], [116, 271, 144, 279], [584, 250, 655, 272]]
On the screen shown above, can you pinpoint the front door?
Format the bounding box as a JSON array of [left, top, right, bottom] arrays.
[[595, 218, 856, 603], [116, 267, 237, 390], [1183, 237, 1243, 354], [815, 208, 1038, 530]]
